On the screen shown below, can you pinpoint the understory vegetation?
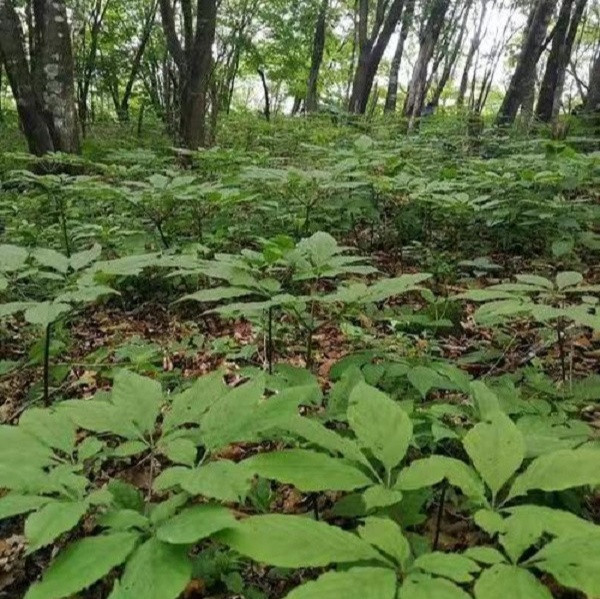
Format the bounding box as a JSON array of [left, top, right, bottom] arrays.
[[0, 114, 599, 599]]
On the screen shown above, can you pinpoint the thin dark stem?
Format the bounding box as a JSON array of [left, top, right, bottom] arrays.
[[56, 195, 71, 258], [156, 221, 170, 249], [267, 306, 274, 375], [312, 494, 320, 521], [43, 324, 51, 406], [556, 318, 566, 385], [433, 480, 448, 551]]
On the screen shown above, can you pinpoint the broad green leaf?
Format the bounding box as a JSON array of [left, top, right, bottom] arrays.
[[348, 382, 412, 473], [0, 274, 7, 291], [154, 461, 251, 502], [156, 504, 236, 544], [111, 370, 162, 435], [358, 517, 410, 568], [463, 412, 525, 498], [514, 275, 553, 290], [400, 573, 472, 599], [508, 448, 600, 499], [470, 382, 501, 420], [69, 245, 101, 271], [527, 533, 600, 597], [396, 456, 487, 505], [499, 505, 599, 562], [413, 552, 480, 583], [24, 532, 139, 599], [463, 547, 507, 565], [158, 438, 197, 466], [474, 564, 552, 599], [59, 399, 139, 439], [284, 567, 396, 599], [243, 449, 373, 492], [0, 494, 53, 520], [556, 271, 583, 290], [25, 501, 88, 552], [98, 509, 150, 532], [115, 538, 191, 599], [0, 244, 28, 272], [0, 425, 54, 467], [24, 302, 71, 327], [112, 440, 148, 457], [407, 366, 449, 398], [163, 370, 227, 432], [216, 514, 382, 567], [33, 248, 69, 274], [19, 409, 76, 454]]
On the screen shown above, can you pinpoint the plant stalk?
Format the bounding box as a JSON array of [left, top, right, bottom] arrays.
[[43, 323, 51, 406], [433, 480, 448, 551]]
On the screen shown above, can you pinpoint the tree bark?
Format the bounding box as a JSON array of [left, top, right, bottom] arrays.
[[258, 68, 270, 121], [349, 0, 405, 114], [403, 0, 451, 119], [384, 0, 415, 113], [159, 0, 217, 148], [457, 0, 490, 108], [305, 0, 329, 112], [585, 49, 600, 112], [496, 0, 555, 126], [0, 0, 80, 154], [535, 0, 587, 122]]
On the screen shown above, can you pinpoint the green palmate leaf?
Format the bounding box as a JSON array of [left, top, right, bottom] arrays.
[[243, 449, 373, 492], [154, 461, 251, 502], [413, 552, 480, 583], [396, 456, 487, 505], [69, 245, 101, 272], [24, 532, 139, 599], [0, 425, 54, 467], [508, 448, 600, 500], [0, 274, 7, 292], [462, 547, 507, 565], [0, 495, 53, 520], [19, 409, 76, 455], [98, 509, 150, 532], [158, 437, 197, 466], [400, 573, 472, 599], [474, 564, 552, 599], [179, 287, 256, 304], [163, 370, 228, 432], [281, 416, 373, 472], [59, 399, 138, 439], [514, 274, 553, 289], [24, 302, 71, 327], [470, 382, 501, 420], [463, 412, 525, 498], [357, 517, 411, 569], [156, 504, 236, 544], [556, 271, 583, 290], [215, 514, 382, 568], [25, 501, 88, 552], [0, 244, 28, 272], [284, 567, 397, 599], [348, 382, 412, 473], [493, 505, 599, 563], [0, 302, 36, 319], [407, 366, 449, 398], [111, 370, 162, 435], [112, 538, 191, 599], [517, 416, 590, 458], [527, 533, 600, 597], [33, 248, 70, 274]]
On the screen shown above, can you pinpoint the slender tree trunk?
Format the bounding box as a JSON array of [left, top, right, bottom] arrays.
[[403, 0, 451, 119], [496, 0, 555, 126], [384, 0, 415, 113], [118, 0, 159, 121], [457, 0, 490, 108], [536, 0, 587, 122], [349, 0, 405, 114], [430, 0, 472, 107], [585, 49, 600, 112], [306, 0, 329, 112], [258, 68, 270, 121]]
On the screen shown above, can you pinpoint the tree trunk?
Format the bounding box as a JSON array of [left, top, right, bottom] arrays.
[[305, 0, 329, 112], [384, 0, 415, 113], [159, 0, 217, 149], [430, 0, 472, 107], [585, 49, 600, 112], [457, 0, 490, 108], [258, 68, 270, 121], [119, 0, 159, 121], [403, 0, 451, 119], [535, 0, 587, 122], [349, 0, 405, 114], [0, 0, 79, 154], [496, 0, 555, 126]]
